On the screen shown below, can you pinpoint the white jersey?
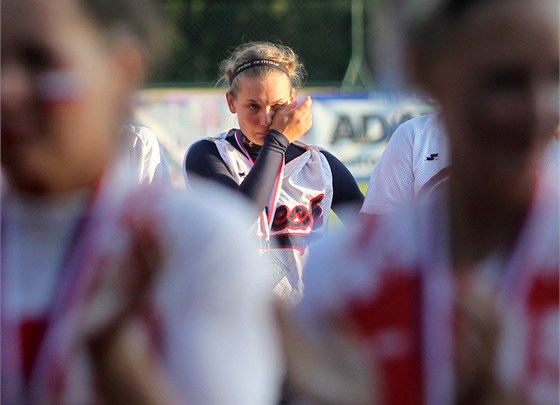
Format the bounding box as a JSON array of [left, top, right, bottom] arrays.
[[202, 133, 334, 302], [361, 113, 449, 215], [1, 161, 281, 405], [299, 175, 559, 405], [121, 119, 172, 187]]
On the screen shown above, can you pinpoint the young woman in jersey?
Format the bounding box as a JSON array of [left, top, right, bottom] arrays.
[[184, 41, 364, 302], [280, 0, 559, 404], [1, 0, 281, 403]]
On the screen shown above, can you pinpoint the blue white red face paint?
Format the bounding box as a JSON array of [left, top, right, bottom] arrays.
[[36, 70, 83, 104]]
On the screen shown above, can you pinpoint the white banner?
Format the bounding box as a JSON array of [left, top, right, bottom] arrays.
[[134, 89, 433, 183]]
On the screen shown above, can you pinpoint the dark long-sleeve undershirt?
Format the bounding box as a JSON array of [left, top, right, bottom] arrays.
[[184, 130, 364, 224]]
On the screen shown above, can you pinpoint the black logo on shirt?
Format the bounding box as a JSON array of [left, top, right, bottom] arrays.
[[426, 153, 439, 161]]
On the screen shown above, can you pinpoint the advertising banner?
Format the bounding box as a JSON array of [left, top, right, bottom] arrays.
[[135, 89, 433, 184]]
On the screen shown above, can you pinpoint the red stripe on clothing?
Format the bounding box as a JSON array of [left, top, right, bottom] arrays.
[[346, 269, 424, 405], [525, 271, 559, 401], [19, 318, 48, 383]]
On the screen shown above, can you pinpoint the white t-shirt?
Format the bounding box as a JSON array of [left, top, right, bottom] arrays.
[[361, 113, 449, 215], [1, 162, 281, 405]]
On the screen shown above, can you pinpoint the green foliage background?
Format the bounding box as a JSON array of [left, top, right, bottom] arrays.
[[155, 0, 374, 87]]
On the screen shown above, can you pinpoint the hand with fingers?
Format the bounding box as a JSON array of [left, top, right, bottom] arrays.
[[83, 214, 185, 405], [270, 96, 313, 143], [275, 300, 377, 405], [454, 278, 524, 405]]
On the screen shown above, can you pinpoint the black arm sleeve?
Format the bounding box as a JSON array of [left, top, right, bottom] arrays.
[[184, 130, 289, 215], [321, 150, 365, 225]]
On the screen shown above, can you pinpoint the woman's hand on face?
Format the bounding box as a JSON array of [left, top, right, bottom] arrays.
[[270, 96, 313, 143]]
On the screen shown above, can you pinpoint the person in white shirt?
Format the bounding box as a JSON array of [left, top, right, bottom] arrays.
[[122, 118, 172, 187], [280, 0, 559, 404], [1, 0, 281, 403], [360, 112, 449, 216]]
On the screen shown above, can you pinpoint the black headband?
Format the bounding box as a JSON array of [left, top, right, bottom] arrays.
[[231, 59, 289, 82]]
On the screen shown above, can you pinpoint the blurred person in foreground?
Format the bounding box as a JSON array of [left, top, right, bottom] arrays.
[[278, 0, 559, 404], [184, 41, 364, 303], [1, 0, 280, 404]]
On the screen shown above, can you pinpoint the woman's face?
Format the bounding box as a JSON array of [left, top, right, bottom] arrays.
[[226, 72, 294, 145], [1, 0, 138, 195], [423, 0, 559, 161]]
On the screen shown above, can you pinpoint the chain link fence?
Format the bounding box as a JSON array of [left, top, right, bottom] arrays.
[[151, 0, 375, 87], [137, 1, 434, 188]]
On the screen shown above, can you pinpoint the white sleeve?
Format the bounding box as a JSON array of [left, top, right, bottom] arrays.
[[155, 187, 281, 405], [360, 120, 416, 215], [126, 123, 172, 187]]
